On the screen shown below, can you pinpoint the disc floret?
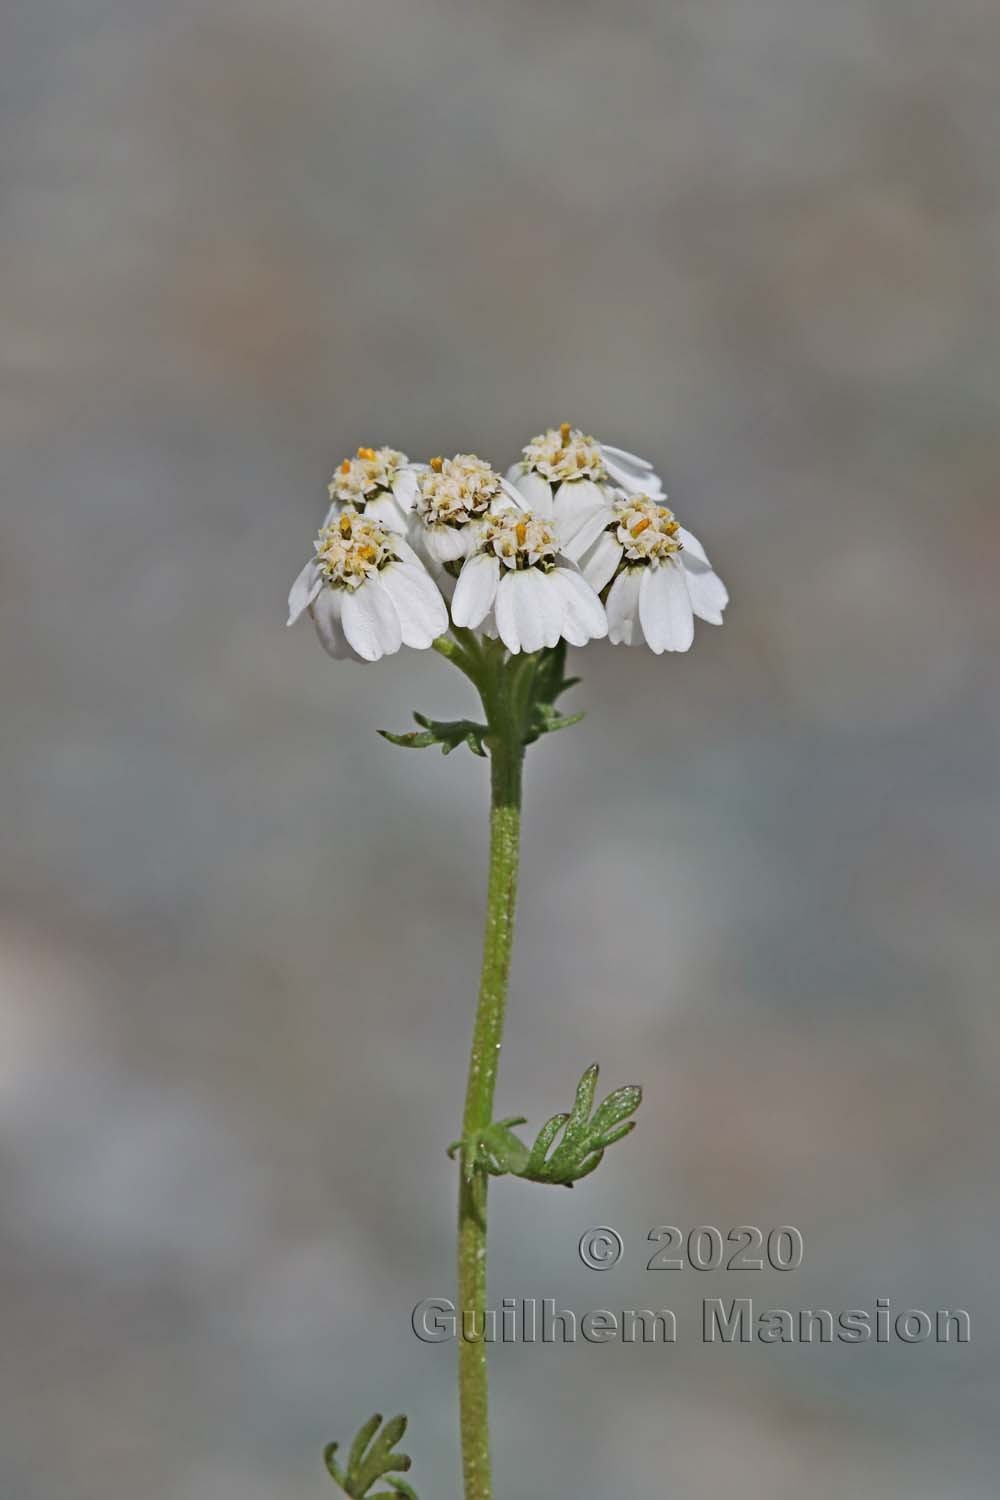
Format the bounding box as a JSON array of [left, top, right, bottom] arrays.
[[521, 423, 607, 484], [415, 454, 505, 531], [610, 495, 683, 566], [484, 511, 558, 572], [328, 446, 409, 507], [314, 508, 399, 590]]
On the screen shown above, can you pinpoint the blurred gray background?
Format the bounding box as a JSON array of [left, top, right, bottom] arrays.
[[3, 1, 999, 1496]]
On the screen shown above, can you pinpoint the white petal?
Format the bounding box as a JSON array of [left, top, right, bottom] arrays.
[[451, 553, 500, 628], [553, 479, 610, 546], [676, 526, 712, 570], [287, 558, 323, 625], [682, 560, 729, 624], [379, 562, 448, 648], [495, 568, 556, 654], [600, 443, 654, 474], [639, 560, 694, 653], [508, 470, 550, 513], [391, 466, 421, 511], [310, 587, 357, 659], [559, 501, 613, 561], [424, 524, 470, 563], [603, 456, 665, 497], [364, 492, 408, 534], [392, 533, 424, 567], [549, 564, 608, 645], [580, 531, 624, 594], [605, 568, 643, 646], [340, 576, 403, 661], [555, 477, 605, 514]]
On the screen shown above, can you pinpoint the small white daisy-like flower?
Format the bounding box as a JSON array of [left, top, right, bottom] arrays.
[[507, 424, 665, 528], [326, 445, 423, 534], [451, 510, 608, 654], [412, 454, 525, 564], [287, 507, 447, 662], [566, 492, 728, 653]]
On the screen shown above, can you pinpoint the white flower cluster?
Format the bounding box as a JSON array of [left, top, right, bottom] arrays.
[[288, 428, 728, 661]]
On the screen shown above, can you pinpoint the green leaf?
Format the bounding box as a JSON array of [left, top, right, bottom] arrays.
[[378, 636, 586, 759], [522, 641, 586, 745], [325, 1414, 418, 1499], [519, 1065, 642, 1187], [448, 1118, 530, 1181], [448, 1068, 642, 1189], [379, 712, 488, 757]]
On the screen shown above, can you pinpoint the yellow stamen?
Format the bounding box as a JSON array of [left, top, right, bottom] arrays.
[[339, 514, 353, 537], [515, 521, 527, 546], [630, 517, 651, 537], [356, 446, 376, 461], [356, 544, 376, 563], [559, 422, 571, 443], [429, 456, 443, 472], [339, 459, 351, 474]]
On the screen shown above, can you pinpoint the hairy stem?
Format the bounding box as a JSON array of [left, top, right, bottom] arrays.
[[457, 698, 524, 1500]]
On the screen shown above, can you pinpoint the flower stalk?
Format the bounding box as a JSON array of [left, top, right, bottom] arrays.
[[456, 681, 524, 1500]]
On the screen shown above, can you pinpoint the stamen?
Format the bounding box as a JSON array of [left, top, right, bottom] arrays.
[[630, 518, 651, 537], [559, 422, 571, 443], [515, 521, 527, 545], [356, 446, 376, 461], [429, 456, 443, 472], [340, 460, 351, 474]]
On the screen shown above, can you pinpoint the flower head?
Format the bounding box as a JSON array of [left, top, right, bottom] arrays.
[[451, 510, 607, 654], [508, 424, 666, 540], [520, 424, 608, 485], [413, 454, 523, 563], [565, 491, 728, 653], [326, 446, 421, 533], [287, 508, 447, 662]]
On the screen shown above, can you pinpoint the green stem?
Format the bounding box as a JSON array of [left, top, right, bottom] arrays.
[[457, 691, 524, 1500]]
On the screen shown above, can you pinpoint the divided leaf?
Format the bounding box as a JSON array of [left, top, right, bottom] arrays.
[[520, 1065, 642, 1186], [379, 713, 488, 757], [448, 1066, 642, 1189], [325, 1414, 418, 1499]]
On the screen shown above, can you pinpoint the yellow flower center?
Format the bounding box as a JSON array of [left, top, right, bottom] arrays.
[[416, 454, 503, 529], [485, 511, 557, 570], [611, 495, 682, 564], [314, 508, 397, 589], [328, 446, 407, 506], [521, 424, 607, 484]]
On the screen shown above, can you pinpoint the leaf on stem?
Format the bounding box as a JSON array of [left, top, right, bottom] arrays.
[[524, 640, 585, 745], [379, 712, 488, 757], [448, 1066, 642, 1188], [447, 1117, 530, 1182], [519, 1064, 641, 1185], [324, 1413, 418, 1499]]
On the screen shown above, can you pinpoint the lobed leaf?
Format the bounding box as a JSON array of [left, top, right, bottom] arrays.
[[379, 713, 488, 757], [449, 1067, 642, 1190], [325, 1414, 419, 1499]]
